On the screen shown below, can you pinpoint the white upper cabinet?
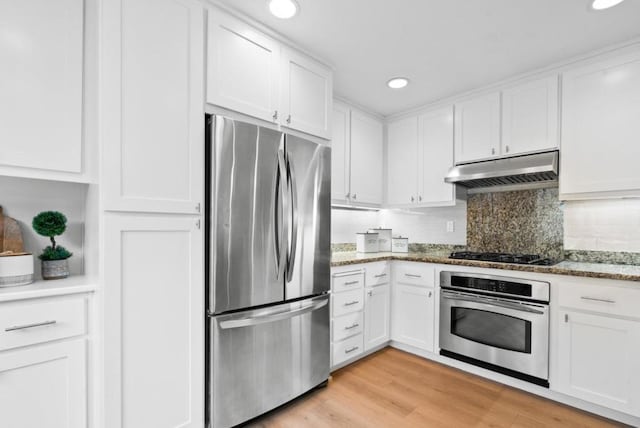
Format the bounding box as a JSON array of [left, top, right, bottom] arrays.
[[331, 103, 351, 204], [560, 50, 640, 199], [0, 0, 83, 177], [454, 92, 501, 164], [387, 107, 455, 207], [387, 116, 419, 206], [207, 9, 280, 124], [419, 106, 455, 205], [501, 76, 559, 156], [281, 48, 333, 139], [350, 110, 384, 205], [206, 7, 332, 139], [102, 0, 204, 214], [331, 102, 383, 206]]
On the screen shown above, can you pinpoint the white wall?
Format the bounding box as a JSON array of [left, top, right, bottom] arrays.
[[0, 176, 87, 276], [564, 199, 640, 253], [332, 202, 467, 245]]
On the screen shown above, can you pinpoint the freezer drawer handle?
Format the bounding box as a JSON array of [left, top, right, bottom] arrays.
[[343, 300, 360, 306], [345, 346, 359, 354], [5, 320, 57, 332], [218, 297, 328, 329]]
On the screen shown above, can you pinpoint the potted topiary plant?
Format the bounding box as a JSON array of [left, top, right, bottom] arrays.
[[32, 211, 72, 280]]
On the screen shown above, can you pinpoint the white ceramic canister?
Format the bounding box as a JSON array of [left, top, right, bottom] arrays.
[[0, 254, 35, 287], [391, 237, 409, 253], [368, 228, 392, 252], [356, 232, 379, 253]]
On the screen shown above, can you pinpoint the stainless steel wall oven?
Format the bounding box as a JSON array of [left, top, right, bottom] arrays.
[[439, 271, 550, 387]]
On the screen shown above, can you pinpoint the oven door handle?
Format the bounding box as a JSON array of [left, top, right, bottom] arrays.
[[442, 293, 545, 315]]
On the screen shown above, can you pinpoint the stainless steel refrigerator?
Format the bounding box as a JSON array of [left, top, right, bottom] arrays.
[[205, 114, 331, 428]]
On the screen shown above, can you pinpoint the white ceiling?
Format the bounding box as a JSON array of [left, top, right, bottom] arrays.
[[213, 0, 640, 116]]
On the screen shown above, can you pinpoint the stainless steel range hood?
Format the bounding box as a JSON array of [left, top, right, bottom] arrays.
[[444, 150, 559, 194]]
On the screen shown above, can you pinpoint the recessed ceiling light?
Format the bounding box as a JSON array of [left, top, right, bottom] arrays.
[[269, 0, 299, 19], [387, 77, 409, 89], [591, 0, 625, 10]]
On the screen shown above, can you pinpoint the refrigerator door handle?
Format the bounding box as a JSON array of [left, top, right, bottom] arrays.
[[274, 148, 288, 280], [286, 155, 298, 282], [218, 296, 328, 329]]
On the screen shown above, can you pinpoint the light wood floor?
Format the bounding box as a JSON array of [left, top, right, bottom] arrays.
[[248, 347, 623, 428]]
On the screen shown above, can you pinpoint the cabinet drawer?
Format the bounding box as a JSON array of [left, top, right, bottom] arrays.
[[394, 262, 434, 287], [0, 297, 86, 351], [366, 263, 390, 287], [332, 312, 364, 342], [332, 333, 364, 366], [332, 289, 364, 317], [332, 270, 364, 293], [558, 283, 640, 320]]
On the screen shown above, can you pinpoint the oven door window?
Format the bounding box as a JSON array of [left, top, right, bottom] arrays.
[[451, 307, 531, 353]]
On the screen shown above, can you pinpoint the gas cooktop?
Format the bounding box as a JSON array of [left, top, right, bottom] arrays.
[[449, 251, 556, 266]]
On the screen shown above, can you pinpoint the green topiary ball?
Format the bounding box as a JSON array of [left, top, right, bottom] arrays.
[[32, 211, 67, 238]]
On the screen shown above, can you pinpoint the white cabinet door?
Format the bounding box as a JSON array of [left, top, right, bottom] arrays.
[[556, 310, 640, 416], [418, 106, 455, 205], [207, 8, 280, 123], [331, 102, 351, 203], [454, 92, 501, 164], [281, 47, 332, 139], [0, 0, 83, 174], [0, 339, 86, 428], [104, 214, 204, 428], [102, 0, 204, 214], [350, 110, 383, 205], [364, 284, 390, 350], [392, 284, 435, 352], [502, 76, 558, 156], [561, 51, 640, 198], [387, 116, 419, 206]]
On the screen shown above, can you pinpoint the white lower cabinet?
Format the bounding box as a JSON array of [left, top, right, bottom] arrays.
[[104, 214, 204, 428], [364, 284, 390, 350], [556, 310, 640, 416], [0, 339, 87, 428], [391, 284, 435, 352]]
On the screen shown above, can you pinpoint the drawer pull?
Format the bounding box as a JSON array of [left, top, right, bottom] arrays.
[[344, 301, 360, 306], [333, 270, 364, 278], [344, 323, 359, 330], [345, 346, 359, 354], [5, 320, 57, 332], [405, 273, 422, 278], [344, 280, 360, 285], [580, 296, 615, 304], [374, 273, 387, 278]]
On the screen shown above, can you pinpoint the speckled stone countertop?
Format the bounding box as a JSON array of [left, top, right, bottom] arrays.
[[331, 251, 640, 282]]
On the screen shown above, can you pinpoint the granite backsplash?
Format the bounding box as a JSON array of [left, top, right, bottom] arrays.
[[466, 188, 564, 260]]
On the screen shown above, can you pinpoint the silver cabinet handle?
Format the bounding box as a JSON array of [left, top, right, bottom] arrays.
[[345, 346, 359, 354], [428, 291, 432, 298], [580, 296, 615, 304], [345, 192, 350, 199], [344, 323, 359, 330], [344, 301, 360, 306], [344, 280, 360, 285], [505, 145, 510, 153], [5, 320, 57, 332], [405, 273, 421, 278], [286, 115, 291, 124], [491, 148, 496, 155], [410, 196, 415, 202], [368, 291, 373, 297], [374, 273, 387, 278], [273, 110, 278, 121], [418, 195, 422, 202], [352, 194, 357, 200], [564, 313, 569, 323]]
